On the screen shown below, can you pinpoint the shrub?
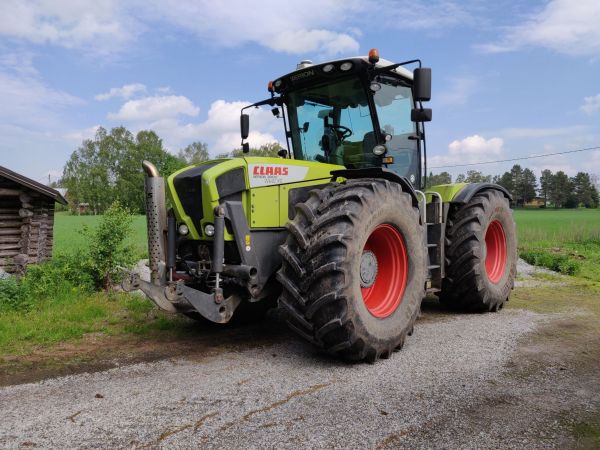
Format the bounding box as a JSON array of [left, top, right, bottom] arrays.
[[0, 256, 94, 313], [20, 256, 94, 298], [79, 201, 135, 290], [0, 276, 28, 312], [520, 249, 581, 276]]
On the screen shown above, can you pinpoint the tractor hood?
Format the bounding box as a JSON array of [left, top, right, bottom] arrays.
[[167, 157, 342, 240]]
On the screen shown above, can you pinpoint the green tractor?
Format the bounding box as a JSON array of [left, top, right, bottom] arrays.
[[123, 49, 517, 362]]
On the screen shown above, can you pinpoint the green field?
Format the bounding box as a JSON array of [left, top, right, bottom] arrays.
[[53, 212, 148, 258], [53, 208, 600, 282], [513, 208, 600, 282]]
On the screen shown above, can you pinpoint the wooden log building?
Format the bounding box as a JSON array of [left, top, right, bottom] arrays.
[[0, 166, 67, 274]]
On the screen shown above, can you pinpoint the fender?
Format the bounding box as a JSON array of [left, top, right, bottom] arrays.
[[451, 183, 512, 204], [330, 168, 419, 208]]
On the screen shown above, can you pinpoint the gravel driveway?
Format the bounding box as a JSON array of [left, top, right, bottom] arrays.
[[3, 304, 588, 450], [2, 259, 598, 449]]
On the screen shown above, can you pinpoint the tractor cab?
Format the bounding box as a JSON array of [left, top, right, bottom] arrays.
[[241, 49, 432, 187]]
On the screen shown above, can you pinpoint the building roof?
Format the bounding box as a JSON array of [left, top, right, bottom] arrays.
[[0, 166, 68, 205]]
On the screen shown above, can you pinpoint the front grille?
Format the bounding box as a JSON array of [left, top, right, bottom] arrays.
[[173, 163, 218, 233]]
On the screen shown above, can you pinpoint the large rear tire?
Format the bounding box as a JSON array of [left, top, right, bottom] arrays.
[[440, 189, 517, 311], [277, 179, 426, 362]]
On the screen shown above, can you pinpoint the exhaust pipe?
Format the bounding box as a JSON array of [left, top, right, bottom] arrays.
[[142, 160, 167, 286]]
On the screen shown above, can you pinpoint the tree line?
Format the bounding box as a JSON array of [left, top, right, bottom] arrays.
[[426, 165, 599, 208], [60, 126, 597, 213], [60, 126, 281, 214]]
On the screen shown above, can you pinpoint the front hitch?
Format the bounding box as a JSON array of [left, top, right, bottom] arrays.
[[121, 161, 241, 323], [122, 273, 241, 323]]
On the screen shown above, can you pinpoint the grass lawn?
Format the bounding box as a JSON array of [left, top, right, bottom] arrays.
[[53, 211, 148, 258], [513, 208, 600, 282], [52, 208, 600, 281], [0, 292, 188, 357]]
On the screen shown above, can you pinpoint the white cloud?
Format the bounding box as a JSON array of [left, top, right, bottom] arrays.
[[63, 125, 101, 142], [0, 71, 82, 128], [0, 0, 359, 56], [0, 0, 138, 54], [437, 76, 478, 106], [111, 99, 284, 155], [269, 29, 359, 55], [581, 93, 600, 115], [0, 50, 38, 76], [449, 135, 503, 156], [429, 135, 504, 168], [478, 0, 600, 56], [95, 83, 146, 101], [108, 95, 199, 122], [0, 1, 475, 57], [144, 0, 360, 56]]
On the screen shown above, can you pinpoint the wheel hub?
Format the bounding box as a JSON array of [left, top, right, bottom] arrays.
[[360, 250, 378, 288], [360, 224, 408, 318], [485, 220, 507, 284]]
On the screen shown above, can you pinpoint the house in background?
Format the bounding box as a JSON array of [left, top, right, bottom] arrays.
[[0, 166, 67, 274]]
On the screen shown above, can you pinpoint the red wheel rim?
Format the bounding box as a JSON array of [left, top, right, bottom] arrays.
[[485, 220, 507, 284], [361, 224, 408, 318]]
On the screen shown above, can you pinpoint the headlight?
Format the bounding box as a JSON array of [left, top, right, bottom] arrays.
[[373, 145, 387, 156], [323, 64, 335, 73], [339, 61, 353, 71], [204, 224, 215, 237], [178, 224, 189, 236]]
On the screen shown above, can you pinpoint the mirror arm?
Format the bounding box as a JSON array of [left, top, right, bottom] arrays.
[[369, 59, 422, 77], [241, 96, 282, 112]]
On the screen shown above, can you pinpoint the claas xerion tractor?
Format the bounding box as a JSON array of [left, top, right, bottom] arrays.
[[123, 48, 517, 362]]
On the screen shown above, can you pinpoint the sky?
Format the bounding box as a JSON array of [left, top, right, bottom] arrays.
[[1, 0, 600, 184]]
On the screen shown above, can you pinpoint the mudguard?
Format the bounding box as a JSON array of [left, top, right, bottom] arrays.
[[331, 168, 420, 207], [451, 183, 512, 204]]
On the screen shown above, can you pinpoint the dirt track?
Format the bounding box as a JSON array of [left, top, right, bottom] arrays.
[[1, 293, 598, 449]]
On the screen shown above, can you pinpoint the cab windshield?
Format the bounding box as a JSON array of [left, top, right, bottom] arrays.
[[286, 77, 378, 168]]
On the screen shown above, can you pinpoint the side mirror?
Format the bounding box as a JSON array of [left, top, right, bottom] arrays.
[[277, 149, 288, 158], [411, 108, 432, 122], [240, 114, 250, 140], [413, 68, 431, 102]]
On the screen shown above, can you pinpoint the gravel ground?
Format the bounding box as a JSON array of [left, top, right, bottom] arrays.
[[514, 258, 559, 288], [2, 308, 574, 450], [2, 259, 596, 449]]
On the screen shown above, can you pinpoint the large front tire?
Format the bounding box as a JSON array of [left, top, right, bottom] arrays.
[[441, 189, 517, 311], [277, 179, 426, 362]]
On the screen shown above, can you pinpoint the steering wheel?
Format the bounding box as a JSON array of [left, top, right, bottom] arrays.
[[329, 124, 353, 141]]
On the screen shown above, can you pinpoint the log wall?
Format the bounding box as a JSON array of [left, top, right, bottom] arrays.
[[0, 176, 55, 273]]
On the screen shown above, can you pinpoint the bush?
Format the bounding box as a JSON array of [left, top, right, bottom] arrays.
[[0, 256, 94, 313], [520, 249, 581, 276], [0, 276, 27, 312], [79, 201, 135, 290], [20, 256, 94, 297]]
